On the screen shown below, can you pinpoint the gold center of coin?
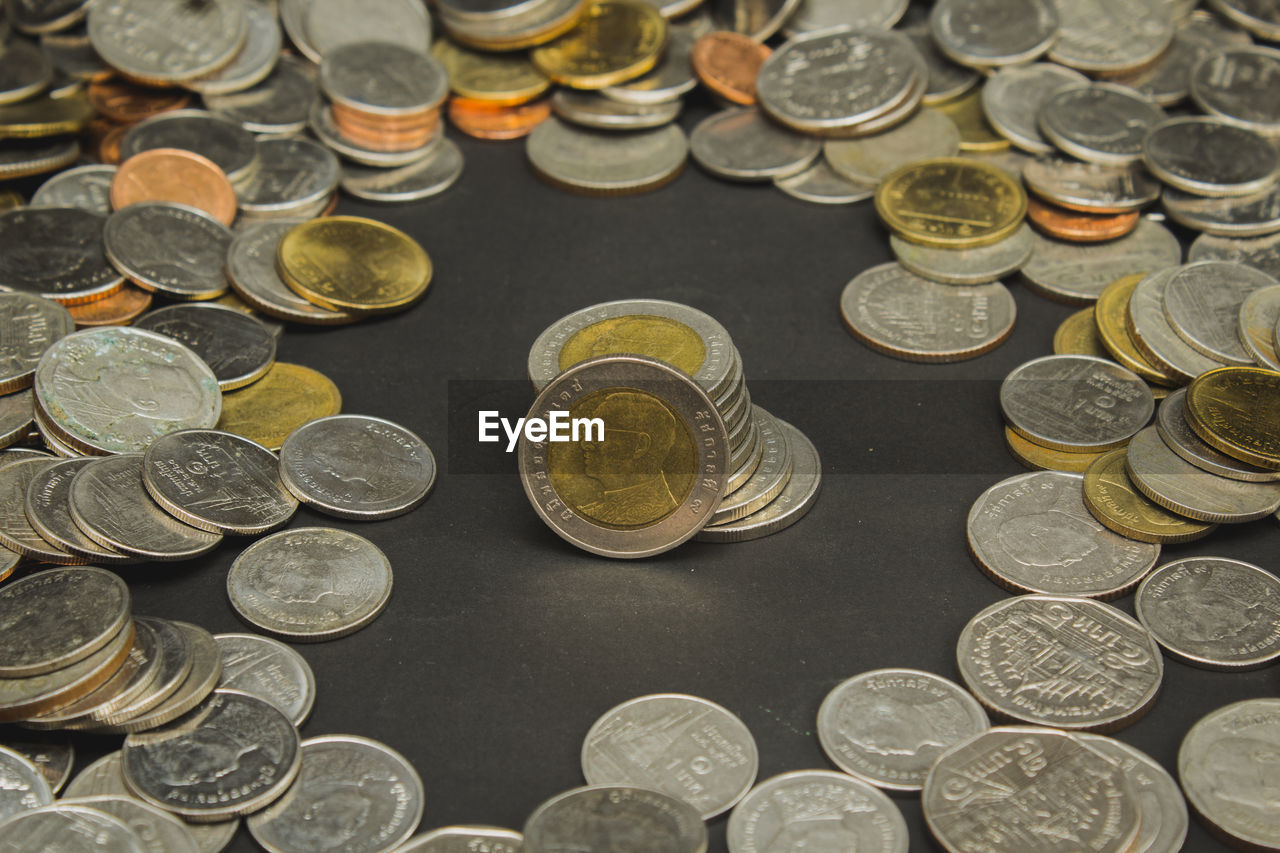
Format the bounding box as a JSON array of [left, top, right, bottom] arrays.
[[559, 315, 706, 375], [547, 388, 696, 529]]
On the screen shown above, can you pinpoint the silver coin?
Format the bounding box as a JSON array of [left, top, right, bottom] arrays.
[[708, 0, 799, 40], [320, 42, 446, 117], [1111, 10, 1255, 107], [184, 0, 281, 97], [901, 24, 979, 105], [956, 594, 1163, 730], [90, 617, 194, 728], [69, 454, 223, 559], [727, 770, 907, 853], [235, 137, 340, 220], [1190, 231, 1280, 279], [1164, 260, 1275, 365], [441, 0, 586, 53], [601, 13, 703, 105], [1156, 388, 1279, 481], [203, 56, 317, 136], [30, 164, 116, 214], [309, 99, 443, 168], [227, 527, 393, 641], [0, 565, 130, 678], [710, 408, 789, 523], [524, 785, 706, 853], [1190, 46, 1280, 139], [552, 90, 681, 131], [247, 735, 424, 853], [34, 327, 222, 455], [0, 803, 146, 853], [1162, 182, 1280, 236], [526, 118, 687, 194], [580, 693, 757, 819], [0, 448, 55, 468], [133, 305, 275, 392], [981, 62, 1089, 154], [1021, 218, 1181, 304], [772, 156, 874, 205], [119, 110, 259, 184], [1127, 267, 1225, 382], [1125, 425, 1280, 522], [923, 727, 1141, 853], [0, 620, 133, 724], [393, 827, 523, 853], [306, 0, 431, 58], [226, 221, 356, 325], [1074, 735, 1188, 853], [890, 223, 1033, 285], [0, 745, 54, 822], [1180, 697, 1280, 850], [277, 414, 436, 521], [839, 262, 1017, 362], [62, 796, 200, 853], [1049, 0, 1173, 74], [967, 470, 1160, 598], [1038, 83, 1166, 166], [0, 38, 53, 105], [689, 107, 820, 183], [0, 458, 80, 563], [340, 139, 464, 203], [104, 203, 233, 301], [1241, 284, 1280, 369], [121, 689, 300, 823], [88, 0, 246, 85], [95, 620, 219, 734], [1143, 116, 1280, 197], [1001, 354, 1154, 451], [929, 0, 1058, 68], [0, 207, 122, 304], [1208, 0, 1280, 39], [0, 388, 32, 451], [7, 0, 93, 34], [784, 0, 907, 36], [25, 619, 162, 729], [5, 741, 73, 794], [824, 108, 959, 184], [816, 669, 988, 792], [0, 292, 73, 395], [214, 633, 315, 726]]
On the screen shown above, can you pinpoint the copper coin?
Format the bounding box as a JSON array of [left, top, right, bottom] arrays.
[[691, 31, 770, 106], [97, 125, 128, 165], [110, 148, 238, 225], [448, 96, 552, 140], [87, 79, 192, 124], [66, 285, 154, 327], [329, 102, 440, 131], [329, 106, 440, 140], [1026, 196, 1141, 242], [330, 112, 440, 152]]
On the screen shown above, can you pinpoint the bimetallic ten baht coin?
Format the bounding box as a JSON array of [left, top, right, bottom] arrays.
[[727, 770, 908, 853]]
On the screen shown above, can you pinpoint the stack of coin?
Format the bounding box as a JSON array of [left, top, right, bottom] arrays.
[[437, 0, 590, 51]]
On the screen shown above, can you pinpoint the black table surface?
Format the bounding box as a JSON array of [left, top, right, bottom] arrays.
[[9, 103, 1280, 853]]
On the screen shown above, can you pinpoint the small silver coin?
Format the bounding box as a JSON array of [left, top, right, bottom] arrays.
[[1127, 268, 1225, 382], [709, 408, 790, 524], [981, 62, 1090, 154], [227, 527, 393, 641], [690, 107, 820, 183], [1156, 388, 1279, 481], [1208, 0, 1280, 40], [0, 803, 146, 853], [0, 458, 81, 563], [214, 633, 315, 726], [784, 0, 906, 36], [305, 0, 432, 58], [0, 207, 122, 304], [1111, 10, 1255, 107], [88, 0, 247, 85], [0, 566, 130, 677], [1074, 735, 1188, 853], [840, 263, 1017, 362], [816, 669, 988, 792], [61, 796, 200, 853], [1241, 284, 1280, 369], [1189, 231, 1280, 279], [340, 140, 464, 203], [278, 414, 436, 521], [1135, 556, 1280, 670], [6, 741, 73, 794], [552, 90, 681, 131], [1023, 157, 1162, 213], [1001, 354, 1154, 451], [121, 689, 301, 823], [1161, 182, 1280, 236], [1164, 260, 1276, 365], [1038, 83, 1167, 166], [184, 0, 281, 96], [581, 693, 758, 819], [226, 221, 357, 325], [320, 41, 446, 116], [0, 745, 54, 822], [1049, 0, 1173, 75], [727, 770, 907, 853], [526, 118, 687, 194], [0, 292, 74, 395], [134, 304, 275, 392], [1143, 116, 1280, 197], [524, 785, 706, 853], [310, 99, 443, 168], [104, 203, 234, 301], [890, 223, 1033, 285], [1190, 46, 1280, 138], [956, 594, 1164, 731], [929, 0, 1058, 68], [247, 735, 425, 853], [394, 827, 523, 853], [967, 470, 1161, 598], [30, 164, 116, 214], [235, 137, 340, 220], [119, 110, 259, 184], [601, 13, 703, 105], [1021, 218, 1181, 304], [203, 57, 317, 136], [824, 107, 960, 184], [0, 38, 53, 105], [772, 157, 874, 205], [1124, 425, 1280, 522], [69, 454, 223, 559]]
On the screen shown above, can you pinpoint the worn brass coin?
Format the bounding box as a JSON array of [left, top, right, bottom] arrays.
[[433, 38, 551, 105], [0, 92, 93, 139], [531, 0, 668, 89], [1157, 387, 1280, 483], [875, 157, 1027, 249], [1094, 274, 1180, 387], [1083, 448, 1217, 543], [932, 87, 1008, 153], [1185, 366, 1280, 469], [1053, 308, 1108, 359], [1003, 426, 1107, 473], [217, 363, 342, 452], [277, 217, 431, 315]]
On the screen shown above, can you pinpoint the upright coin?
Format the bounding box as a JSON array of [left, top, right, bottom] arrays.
[[1083, 449, 1217, 544], [1001, 355, 1153, 451], [217, 363, 342, 451], [526, 118, 687, 194], [1143, 116, 1280, 197], [0, 803, 146, 853], [277, 217, 431, 315], [1125, 425, 1280, 522], [214, 634, 316, 726], [727, 770, 907, 853], [1021, 219, 1180, 304], [0, 745, 54, 822], [1185, 366, 1280, 469], [524, 785, 706, 853], [0, 292, 74, 394], [876, 157, 1026, 249], [0, 207, 122, 305], [0, 566, 130, 677], [134, 305, 276, 392]]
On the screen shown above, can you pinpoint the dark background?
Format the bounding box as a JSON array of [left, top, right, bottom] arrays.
[[8, 99, 1280, 851]]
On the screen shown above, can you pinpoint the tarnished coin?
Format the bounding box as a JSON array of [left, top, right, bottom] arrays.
[[524, 785, 706, 853], [1124, 425, 1280, 522], [247, 735, 424, 853], [526, 118, 687, 194], [840, 263, 1016, 362], [1185, 365, 1280, 469], [1179, 698, 1280, 851], [227, 223, 357, 326], [554, 90, 676, 132], [0, 38, 53, 106], [0, 292, 74, 395], [31, 164, 116, 213], [61, 796, 200, 853], [134, 305, 275, 392], [0, 388, 33, 452], [816, 669, 988, 792], [0, 803, 146, 853], [967, 470, 1161, 598], [217, 363, 342, 451], [0, 458, 81, 563], [0, 619, 134, 723], [88, 0, 247, 85], [394, 827, 523, 853], [227, 527, 393, 641], [203, 57, 316, 136], [929, 0, 1057, 68], [0, 745, 54, 822], [727, 770, 907, 853], [1023, 157, 1162, 213], [121, 689, 301, 822], [1038, 84, 1166, 166], [956, 594, 1163, 730], [1001, 354, 1153, 452], [214, 634, 315, 726], [1049, 0, 1173, 74], [1241, 285, 1280, 370], [277, 217, 431, 315], [923, 727, 1141, 853], [89, 617, 193, 728], [1021, 219, 1181, 304], [103, 203, 233, 301], [876, 157, 1027, 249], [1156, 387, 1279, 482], [1126, 268, 1224, 382], [118, 110, 259, 184], [1164, 261, 1276, 365], [903, 24, 980, 106], [1113, 9, 1252, 107], [1163, 184, 1280, 237], [1190, 46, 1280, 138], [0, 138, 81, 181], [339, 140, 465, 203], [1143, 116, 1280, 197], [0, 207, 122, 305], [981, 63, 1089, 155], [0, 566, 130, 677], [773, 157, 874, 205], [889, 223, 1033, 286], [1084, 448, 1217, 544], [184, 0, 281, 96], [581, 693, 757, 818], [825, 109, 960, 185], [278, 414, 435, 521]]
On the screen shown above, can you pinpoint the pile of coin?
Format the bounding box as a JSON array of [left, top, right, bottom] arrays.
[[521, 299, 820, 556]]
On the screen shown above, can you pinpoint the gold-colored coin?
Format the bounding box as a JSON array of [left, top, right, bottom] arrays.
[[0, 93, 94, 139], [217, 362, 342, 451], [875, 157, 1027, 249], [531, 0, 668, 90], [1004, 426, 1107, 473], [277, 216, 432, 315], [433, 38, 552, 105], [933, 89, 1009, 153], [559, 315, 706, 375], [1083, 448, 1217, 543], [1053, 308, 1108, 359], [0, 190, 22, 212], [1094, 275, 1181, 388], [1185, 367, 1280, 470]]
